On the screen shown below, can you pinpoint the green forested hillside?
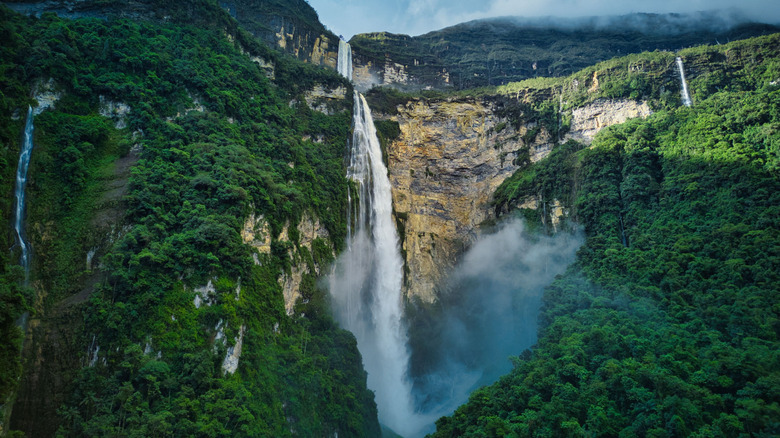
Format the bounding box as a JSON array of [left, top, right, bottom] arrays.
[[432, 35, 780, 437], [0, 3, 378, 436]]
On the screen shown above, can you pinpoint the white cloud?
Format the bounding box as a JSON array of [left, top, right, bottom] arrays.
[[307, 0, 780, 39]]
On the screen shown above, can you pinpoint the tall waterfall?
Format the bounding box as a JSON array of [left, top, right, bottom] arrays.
[[337, 38, 352, 81], [329, 91, 422, 436], [676, 56, 693, 107], [14, 106, 34, 280]]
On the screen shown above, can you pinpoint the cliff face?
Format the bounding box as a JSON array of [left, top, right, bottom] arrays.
[[352, 49, 451, 92], [380, 94, 652, 303], [378, 98, 549, 302], [220, 0, 340, 69]]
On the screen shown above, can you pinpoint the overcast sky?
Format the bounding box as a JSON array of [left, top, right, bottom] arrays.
[[306, 0, 780, 39]]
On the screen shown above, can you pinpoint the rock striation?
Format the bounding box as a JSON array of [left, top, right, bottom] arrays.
[[379, 97, 554, 302]]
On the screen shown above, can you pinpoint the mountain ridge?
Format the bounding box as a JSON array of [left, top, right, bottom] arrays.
[[348, 11, 780, 91]]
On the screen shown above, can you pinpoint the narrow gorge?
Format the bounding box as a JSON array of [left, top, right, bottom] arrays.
[[326, 33, 667, 437]]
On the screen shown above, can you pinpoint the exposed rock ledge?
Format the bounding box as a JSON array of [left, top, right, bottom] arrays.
[[566, 99, 652, 144], [242, 212, 331, 314], [304, 85, 347, 115]]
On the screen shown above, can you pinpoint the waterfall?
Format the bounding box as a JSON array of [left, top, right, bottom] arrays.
[[676, 57, 693, 107], [338, 38, 352, 81], [329, 91, 423, 436], [14, 106, 34, 280]]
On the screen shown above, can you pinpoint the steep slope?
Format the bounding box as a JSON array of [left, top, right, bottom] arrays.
[[349, 12, 780, 91], [431, 33, 780, 436], [0, 3, 378, 436]]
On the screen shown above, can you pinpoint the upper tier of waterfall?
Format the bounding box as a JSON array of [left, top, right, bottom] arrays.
[[338, 39, 352, 81]]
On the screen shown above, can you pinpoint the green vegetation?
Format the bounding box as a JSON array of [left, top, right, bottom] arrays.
[[0, 3, 378, 436], [432, 34, 780, 437]]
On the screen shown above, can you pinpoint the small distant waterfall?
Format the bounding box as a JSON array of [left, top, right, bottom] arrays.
[[338, 38, 352, 81], [14, 106, 34, 280], [676, 57, 693, 107], [329, 91, 420, 436]]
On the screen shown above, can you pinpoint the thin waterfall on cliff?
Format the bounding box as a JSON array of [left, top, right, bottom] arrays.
[[329, 91, 421, 436], [676, 56, 693, 107], [14, 106, 34, 281], [338, 38, 352, 81]]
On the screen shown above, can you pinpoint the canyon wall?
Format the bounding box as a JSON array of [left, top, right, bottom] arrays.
[[378, 97, 547, 303], [377, 95, 653, 303]]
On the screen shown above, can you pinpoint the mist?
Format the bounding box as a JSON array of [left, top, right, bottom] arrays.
[[405, 218, 584, 435], [451, 10, 775, 36], [307, 0, 780, 39]]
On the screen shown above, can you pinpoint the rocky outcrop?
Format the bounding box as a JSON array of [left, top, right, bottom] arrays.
[[379, 97, 555, 303], [32, 79, 61, 115], [243, 212, 332, 313], [352, 55, 451, 92], [220, 0, 339, 69], [271, 22, 338, 69], [221, 325, 245, 374], [515, 196, 569, 232], [565, 99, 652, 144], [98, 96, 131, 129], [279, 213, 331, 314], [303, 85, 347, 115], [242, 212, 273, 257]]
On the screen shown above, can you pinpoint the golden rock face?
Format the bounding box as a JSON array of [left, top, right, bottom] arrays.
[[381, 98, 553, 303]]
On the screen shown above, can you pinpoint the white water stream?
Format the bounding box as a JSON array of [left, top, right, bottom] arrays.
[[676, 56, 693, 107], [337, 38, 352, 81], [14, 106, 34, 280], [331, 39, 586, 437], [330, 40, 430, 436], [329, 90, 425, 436]]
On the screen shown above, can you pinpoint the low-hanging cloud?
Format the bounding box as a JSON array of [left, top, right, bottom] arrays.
[[406, 219, 584, 434], [308, 0, 780, 39]]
